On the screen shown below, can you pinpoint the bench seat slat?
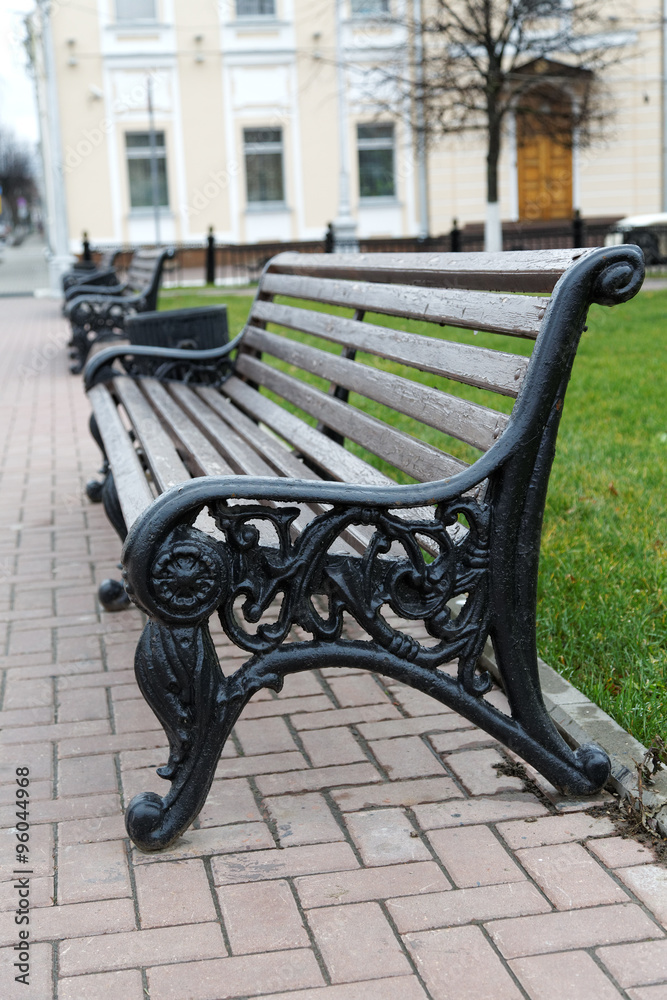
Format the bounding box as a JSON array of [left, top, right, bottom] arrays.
[[250, 299, 529, 397], [171, 385, 367, 551], [243, 325, 507, 452], [232, 358, 471, 486], [206, 382, 454, 546], [140, 380, 236, 478], [88, 384, 154, 528], [112, 377, 190, 492], [267, 249, 595, 293], [259, 273, 546, 338]]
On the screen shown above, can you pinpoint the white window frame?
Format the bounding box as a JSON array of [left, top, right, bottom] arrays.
[[357, 123, 396, 201], [235, 0, 276, 18], [244, 127, 286, 208]]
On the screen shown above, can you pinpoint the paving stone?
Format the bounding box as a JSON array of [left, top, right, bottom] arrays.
[[234, 716, 297, 755], [134, 859, 218, 927], [131, 822, 275, 864], [444, 748, 525, 796], [496, 812, 616, 849], [328, 674, 391, 707], [256, 762, 381, 796], [57, 687, 109, 723], [254, 977, 430, 1000], [386, 684, 454, 717], [405, 925, 524, 999], [428, 824, 525, 888], [300, 726, 367, 766], [59, 921, 227, 976], [242, 695, 333, 718], [357, 714, 473, 740], [0, 791, 120, 828], [428, 729, 499, 753], [57, 839, 131, 904], [58, 813, 127, 846], [509, 950, 624, 999], [265, 792, 345, 846], [626, 988, 667, 1000], [197, 777, 264, 827], [217, 880, 310, 954], [515, 842, 630, 910], [307, 901, 411, 983], [615, 866, 667, 925], [413, 795, 549, 830], [29, 898, 136, 941], [292, 704, 401, 730], [597, 941, 667, 989], [487, 902, 664, 959], [369, 735, 446, 779], [216, 750, 309, 780], [147, 949, 324, 999], [345, 807, 432, 866], [587, 836, 658, 869], [296, 861, 451, 909], [1, 942, 53, 1000], [59, 969, 146, 1000], [58, 754, 118, 797], [332, 776, 462, 811], [387, 881, 550, 933]]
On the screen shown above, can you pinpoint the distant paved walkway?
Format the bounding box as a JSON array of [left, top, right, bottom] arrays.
[[0, 298, 666, 1000], [0, 234, 50, 297]]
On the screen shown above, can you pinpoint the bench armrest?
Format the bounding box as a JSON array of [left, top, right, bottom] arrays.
[[64, 276, 125, 301], [83, 333, 244, 390]]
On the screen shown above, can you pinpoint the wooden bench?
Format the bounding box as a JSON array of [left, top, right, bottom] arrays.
[[61, 247, 122, 294], [65, 247, 174, 374], [83, 245, 644, 852]]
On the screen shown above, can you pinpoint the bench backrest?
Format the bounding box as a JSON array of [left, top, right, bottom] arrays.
[[234, 249, 603, 494], [126, 248, 173, 305]]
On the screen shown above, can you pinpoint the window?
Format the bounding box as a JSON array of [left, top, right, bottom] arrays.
[[351, 0, 389, 14], [236, 0, 276, 16], [125, 132, 169, 209], [357, 124, 395, 198], [244, 128, 285, 204], [115, 0, 157, 21]]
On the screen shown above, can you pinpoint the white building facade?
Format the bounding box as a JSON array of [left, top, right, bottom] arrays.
[[29, 0, 665, 259]]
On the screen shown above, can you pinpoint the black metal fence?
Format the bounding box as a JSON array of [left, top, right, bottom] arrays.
[[98, 214, 620, 288]]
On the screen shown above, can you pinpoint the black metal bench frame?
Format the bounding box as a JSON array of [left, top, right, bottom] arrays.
[[65, 247, 174, 374], [83, 245, 644, 853]]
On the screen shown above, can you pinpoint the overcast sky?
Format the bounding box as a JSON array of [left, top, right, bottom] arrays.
[[0, 0, 39, 144]]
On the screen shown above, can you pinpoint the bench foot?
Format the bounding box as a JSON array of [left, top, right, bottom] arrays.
[[98, 578, 131, 612], [86, 478, 104, 503]]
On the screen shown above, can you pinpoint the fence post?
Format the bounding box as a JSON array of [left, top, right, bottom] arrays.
[[572, 209, 584, 247], [325, 222, 334, 253], [450, 218, 461, 252], [206, 226, 216, 285], [82, 231, 92, 261]]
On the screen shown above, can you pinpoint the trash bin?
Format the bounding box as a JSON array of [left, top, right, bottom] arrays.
[[126, 305, 228, 351]]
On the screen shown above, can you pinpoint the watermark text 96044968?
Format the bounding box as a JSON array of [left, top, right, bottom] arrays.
[[12, 767, 31, 987]]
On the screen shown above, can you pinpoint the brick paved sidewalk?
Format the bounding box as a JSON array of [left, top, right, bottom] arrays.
[[0, 298, 666, 1000]]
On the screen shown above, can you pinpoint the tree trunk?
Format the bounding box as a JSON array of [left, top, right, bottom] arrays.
[[485, 111, 502, 252]]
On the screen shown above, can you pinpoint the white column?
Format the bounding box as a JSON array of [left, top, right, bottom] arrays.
[[39, 0, 74, 292], [413, 0, 429, 238], [332, 0, 358, 252]]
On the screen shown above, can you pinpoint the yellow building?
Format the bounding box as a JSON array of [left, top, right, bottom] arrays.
[[28, 0, 663, 263]]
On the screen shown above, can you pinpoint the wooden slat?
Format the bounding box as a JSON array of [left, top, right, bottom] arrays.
[[259, 272, 546, 339], [244, 326, 508, 452], [232, 359, 470, 485], [87, 384, 154, 528], [172, 384, 368, 551], [266, 249, 597, 293], [249, 299, 529, 397], [204, 383, 465, 546], [140, 380, 236, 478], [112, 377, 190, 492], [215, 377, 404, 487]]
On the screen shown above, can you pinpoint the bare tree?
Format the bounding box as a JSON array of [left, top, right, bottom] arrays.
[[0, 128, 37, 229], [359, 0, 634, 250]]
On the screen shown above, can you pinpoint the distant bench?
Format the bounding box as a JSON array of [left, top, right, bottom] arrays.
[[82, 245, 644, 852], [65, 247, 173, 373]]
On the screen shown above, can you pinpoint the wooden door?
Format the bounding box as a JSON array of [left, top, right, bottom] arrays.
[[517, 93, 573, 221]]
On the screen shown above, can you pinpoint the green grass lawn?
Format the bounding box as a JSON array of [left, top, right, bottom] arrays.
[[159, 286, 667, 747]]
